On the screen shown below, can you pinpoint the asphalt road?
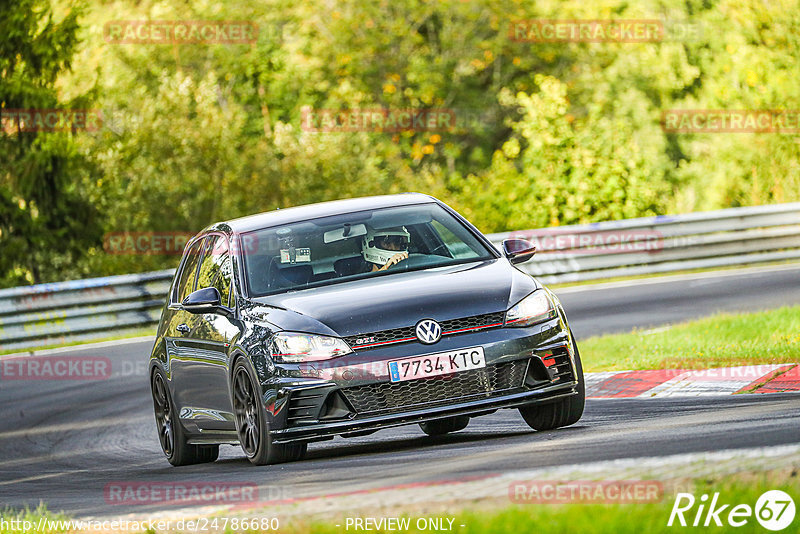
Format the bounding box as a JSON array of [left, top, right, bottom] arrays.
[[557, 264, 800, 338], [1, 264, 799, 517]]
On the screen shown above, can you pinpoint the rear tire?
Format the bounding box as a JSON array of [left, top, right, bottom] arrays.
[[419, 415, 470, 436], [519, 335, 585, 431], [231, 359, 307, 465], [151, 369, 219, 466]]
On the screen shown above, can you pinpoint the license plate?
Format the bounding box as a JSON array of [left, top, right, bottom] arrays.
[[387, 347, 486, 383]]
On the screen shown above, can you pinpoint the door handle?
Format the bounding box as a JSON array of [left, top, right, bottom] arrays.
[[176, 324, 190, 334]]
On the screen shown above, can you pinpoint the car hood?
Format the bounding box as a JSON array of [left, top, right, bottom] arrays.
[[244, 259, 538, 337]]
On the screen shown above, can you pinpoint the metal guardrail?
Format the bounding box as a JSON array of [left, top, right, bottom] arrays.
[[486, 202, 800, 284], [0, 270, 175, 352], [1, 203, 799, 351]]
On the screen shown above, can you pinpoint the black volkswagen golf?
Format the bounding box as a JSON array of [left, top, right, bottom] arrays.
[[149, 194, 584, 466]]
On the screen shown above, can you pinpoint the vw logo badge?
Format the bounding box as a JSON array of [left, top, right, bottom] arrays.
[[415, 319, 442, 344]]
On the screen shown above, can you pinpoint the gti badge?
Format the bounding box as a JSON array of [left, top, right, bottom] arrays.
[[415, 319, 442, 344]]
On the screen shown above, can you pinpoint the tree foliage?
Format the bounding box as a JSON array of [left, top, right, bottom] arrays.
[[2, 0, 800, 285], [0, 0, 101, 285]]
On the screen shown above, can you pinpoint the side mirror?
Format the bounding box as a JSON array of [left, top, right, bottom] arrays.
[[182, 287, 222, 314], [502, 238, 536, 265]]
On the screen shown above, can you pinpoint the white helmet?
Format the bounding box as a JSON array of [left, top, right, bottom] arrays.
[[362, 226, 410, 265]]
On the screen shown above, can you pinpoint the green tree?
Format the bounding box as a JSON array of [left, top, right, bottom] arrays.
[[451, 75, 673, 232], [0, 0, 101, 285], [4, 0, 798, 286]]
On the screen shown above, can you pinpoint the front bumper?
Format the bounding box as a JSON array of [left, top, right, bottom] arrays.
[[262, 316, 578, 443], [271, 381, 578, 443]]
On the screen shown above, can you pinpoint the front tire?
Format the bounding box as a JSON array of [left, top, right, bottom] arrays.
[[519, 336, 585, 431], [419, 415, 470, 436], [151, 369, 219, 466], [231, 359, 307, 465]]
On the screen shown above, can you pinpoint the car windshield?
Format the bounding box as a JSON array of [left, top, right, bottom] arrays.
[[242, 203, 495, 297]]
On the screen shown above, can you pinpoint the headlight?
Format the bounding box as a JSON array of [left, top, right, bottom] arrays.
[[269, 332, 353, 362], [505, 290, 556, 327]]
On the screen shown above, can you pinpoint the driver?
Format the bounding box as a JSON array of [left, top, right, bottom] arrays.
[[362, 226, 410, 271]]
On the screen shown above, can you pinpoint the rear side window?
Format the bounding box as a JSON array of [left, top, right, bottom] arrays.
[[174, 238, 205, 303], [196, 235, 233, 307]]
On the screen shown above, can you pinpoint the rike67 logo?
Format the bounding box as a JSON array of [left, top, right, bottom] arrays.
[[668, 490, 795, 531]]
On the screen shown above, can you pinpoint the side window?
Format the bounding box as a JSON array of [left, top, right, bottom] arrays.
[[174, 238, 205, 303], [197, 235, 233, 307], [428, 220, 462, 258]]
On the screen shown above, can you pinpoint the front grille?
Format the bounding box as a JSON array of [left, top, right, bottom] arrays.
[[346, 326, 417, 348], [341, 360, 528, 417], [344, 312, 505, 350]]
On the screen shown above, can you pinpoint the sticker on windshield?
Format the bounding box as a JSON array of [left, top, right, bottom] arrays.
[[280, 247, 311, 263]]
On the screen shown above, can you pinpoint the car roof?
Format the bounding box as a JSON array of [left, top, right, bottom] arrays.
[[205, 193, 439, 234]]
